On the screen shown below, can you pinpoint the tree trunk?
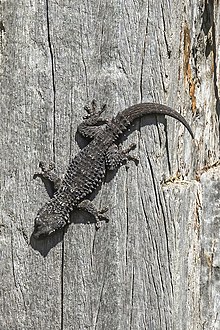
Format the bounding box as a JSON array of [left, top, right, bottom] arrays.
[[0, 1, 219, 329]]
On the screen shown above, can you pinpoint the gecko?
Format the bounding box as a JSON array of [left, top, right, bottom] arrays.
[[33, 102, 194, 239]]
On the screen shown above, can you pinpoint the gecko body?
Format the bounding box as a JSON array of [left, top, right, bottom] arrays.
[[33, 102, 193, 239]]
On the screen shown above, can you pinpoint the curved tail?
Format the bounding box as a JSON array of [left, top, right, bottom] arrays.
[[114, 103, 194, 138]]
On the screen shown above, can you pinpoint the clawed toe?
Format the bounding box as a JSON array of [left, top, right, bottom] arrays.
[[38, 161, 55, 173], [84, 100, 107, 118]]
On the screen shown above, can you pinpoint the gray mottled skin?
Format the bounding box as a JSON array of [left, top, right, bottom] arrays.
[[33, 102, 194, 239]]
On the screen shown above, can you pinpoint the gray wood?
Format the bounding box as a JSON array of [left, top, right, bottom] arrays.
[[0, 0, 219, 329]]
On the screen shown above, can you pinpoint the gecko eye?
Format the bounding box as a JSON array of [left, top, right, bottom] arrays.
[[34, 218, 42, 227], [33, 217, 51, 239]]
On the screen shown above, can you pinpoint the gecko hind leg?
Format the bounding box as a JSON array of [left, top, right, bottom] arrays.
[[106, 143, 139, 170], [33, 161, 62, 198], [77, 199, 109, 229]]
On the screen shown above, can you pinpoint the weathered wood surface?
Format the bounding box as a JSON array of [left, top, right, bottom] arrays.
[[0, 1, 219, 329]]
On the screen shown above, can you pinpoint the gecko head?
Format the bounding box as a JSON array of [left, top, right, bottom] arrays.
[[33, 207, 67, 239]]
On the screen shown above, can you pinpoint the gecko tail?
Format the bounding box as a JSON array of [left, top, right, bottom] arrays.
[[114, 103, 194, 138]]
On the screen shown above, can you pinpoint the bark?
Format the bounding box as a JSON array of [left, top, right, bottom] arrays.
[[0, 0, 219, 329]]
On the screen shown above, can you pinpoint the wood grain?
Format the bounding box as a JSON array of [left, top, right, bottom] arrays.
[[0, 0, 219, 329]]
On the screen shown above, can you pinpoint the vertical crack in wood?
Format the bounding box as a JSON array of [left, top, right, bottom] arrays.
[[211, 24, 220, 121], [164, 126, 172, 175], [139, 5, 149, 102], [0, 20, 5, 61], [146, 156, 160, 212], [201, 1, 220, 123], [94, 277, 106, 329], [160, 4, 171, 59], [45, 0, 56, 161], [159, 190, 174, 297], [69, 87, 74, 159], [154, 117, 162, 147], [10, 223, 28, 314], [150, 263, 162, 328], [129, 266, 135, 329], [139, 189, 148, 225], [10, 226, 18, 289], [146, 158, 173, 324], [61, 240, 65, 330], [79, 22, 89, 98], [125, 165, 129, 266]]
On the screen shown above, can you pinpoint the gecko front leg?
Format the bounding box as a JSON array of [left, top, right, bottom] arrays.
[[77, 100, 109, 138], [33, 161, 62, 198]]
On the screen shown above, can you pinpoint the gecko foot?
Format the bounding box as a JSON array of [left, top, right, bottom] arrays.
[[78, 101, 109, 138], [106, 142, 139, 170], [77, 200, 109, 229], [83, 100, 107, 119], [33, 161, 62, 197]]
